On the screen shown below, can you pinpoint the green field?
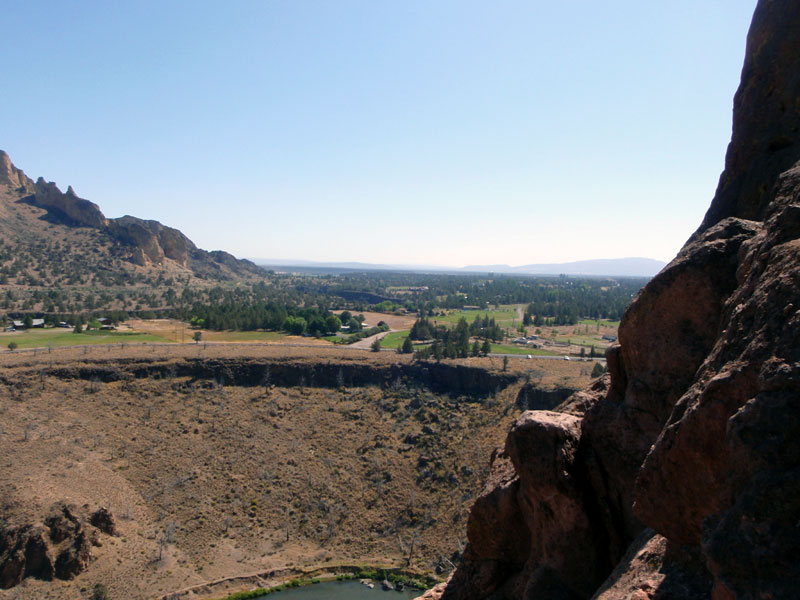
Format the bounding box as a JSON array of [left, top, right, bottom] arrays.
[[554, 335, 611, 347], [433, 305, 522, 327], [1, 329, 169, 350], [378, 331, 407, 349], [578, 319, 621, 328]]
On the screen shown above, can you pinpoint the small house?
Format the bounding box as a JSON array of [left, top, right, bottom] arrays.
[[12, 319, 44, 329]]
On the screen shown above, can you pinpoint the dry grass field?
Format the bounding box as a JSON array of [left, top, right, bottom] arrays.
[[0, 346, 591, 600]]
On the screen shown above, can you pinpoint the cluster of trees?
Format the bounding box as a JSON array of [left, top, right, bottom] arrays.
[[522, 302, 579, 326], [409, 317, 436, 340], [410, 317, 491, 360], [186, 301, 350, 336], [468, 314, 504, 341], [410, 314, 503, 344], [414, 337, 491, 361]]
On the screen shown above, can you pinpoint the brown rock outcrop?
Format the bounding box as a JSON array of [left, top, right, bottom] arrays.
[[90, 507, 118, 536], [29, 178, 108, 228], [424, 1, 800, 598], [0, 150, 35, 193], [0, 503, 113, 589]]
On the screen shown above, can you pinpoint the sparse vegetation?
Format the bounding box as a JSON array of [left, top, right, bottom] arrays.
[[0, 344, 591, 599], [90, 583, 111, 600]]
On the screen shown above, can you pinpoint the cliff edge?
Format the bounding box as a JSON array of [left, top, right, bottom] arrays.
[[425, 1, 800, 598]]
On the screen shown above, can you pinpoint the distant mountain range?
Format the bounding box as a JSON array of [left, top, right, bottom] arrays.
[[460, 257, 666, 277], [254, 257, 667, 277]]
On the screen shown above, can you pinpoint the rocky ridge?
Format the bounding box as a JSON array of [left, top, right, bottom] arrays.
[[0, 150, 262, 279], [424, 1, 800, 598]]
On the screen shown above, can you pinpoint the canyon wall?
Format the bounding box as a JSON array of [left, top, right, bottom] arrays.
[[426, 1, 800, 598], [0, 357, 519, 398]]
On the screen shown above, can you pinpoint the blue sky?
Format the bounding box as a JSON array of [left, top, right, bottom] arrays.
[[1, 1, 756, 266]]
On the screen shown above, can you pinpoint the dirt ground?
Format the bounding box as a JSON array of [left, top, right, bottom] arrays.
[[333, 311, 416, 331], [0, 347, 592, 600]]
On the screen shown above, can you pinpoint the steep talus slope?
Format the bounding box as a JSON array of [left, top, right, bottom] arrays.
[[424, 1, 800, 598], [0, 150, 262, 280]]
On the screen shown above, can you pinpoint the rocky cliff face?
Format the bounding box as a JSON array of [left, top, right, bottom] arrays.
[[29, 179, 108, 228], [0, 150, 34, 193], [0, 503, 116, 589], [108, 215, 192, 266], [426, 1, 800, 598]]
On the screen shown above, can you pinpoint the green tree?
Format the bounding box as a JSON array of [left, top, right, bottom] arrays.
[[481, 339, 491, 356], [8, 341, 18, 351], [591, 362, 607, 378], [73, 323, 83, 334], [193, 331, 202, 343], [325, 314, 342, 334], [283, 316, 307, 335], [370, 337, 381, 352], [503, 355, 509, 371], [471, 340, 480, 357], [455, 317, 470, 357], [23, 315, 33, 329], [401, 336, 414, 354]]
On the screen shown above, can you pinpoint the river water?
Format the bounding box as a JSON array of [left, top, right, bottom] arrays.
[[258, 580, 420, 599]]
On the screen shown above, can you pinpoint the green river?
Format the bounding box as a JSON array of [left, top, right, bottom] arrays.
[[257, 580, 420, 599]]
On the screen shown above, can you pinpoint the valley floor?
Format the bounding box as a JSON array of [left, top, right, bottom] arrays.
[[0, 346, 590, 600]]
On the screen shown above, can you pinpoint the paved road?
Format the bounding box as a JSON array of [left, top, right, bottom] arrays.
[[349, 329, 393, 349]]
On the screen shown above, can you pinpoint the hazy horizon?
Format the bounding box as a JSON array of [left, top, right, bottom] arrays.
[[1, 1, 756, 265], [250, 255, 666, 272]]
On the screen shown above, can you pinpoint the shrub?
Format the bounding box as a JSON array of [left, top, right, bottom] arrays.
[[591, 362, 607, 378], [91, 583, 111, 600]]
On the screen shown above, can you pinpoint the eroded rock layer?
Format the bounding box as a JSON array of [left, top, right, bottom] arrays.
[[428, 1, 800, 598]]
